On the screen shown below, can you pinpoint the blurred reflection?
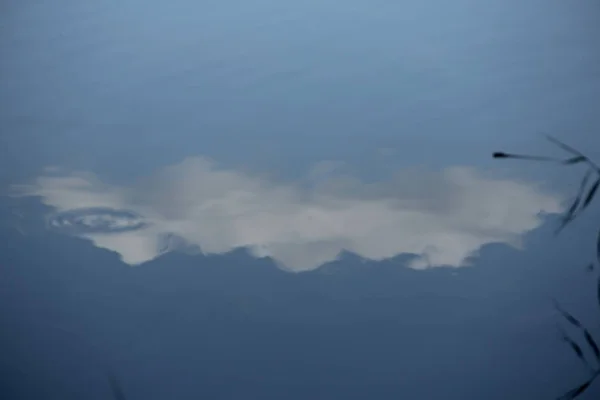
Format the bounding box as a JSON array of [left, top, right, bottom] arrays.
[[12, 158, 561, 271]]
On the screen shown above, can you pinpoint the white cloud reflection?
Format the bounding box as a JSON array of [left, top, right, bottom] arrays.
[[12, 158, 562, 271]]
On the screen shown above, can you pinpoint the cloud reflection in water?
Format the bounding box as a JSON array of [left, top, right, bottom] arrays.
[[12, 158, 562, 271]]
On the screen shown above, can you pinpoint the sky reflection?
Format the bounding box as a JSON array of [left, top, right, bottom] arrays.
[[12, 159, 562, 271]]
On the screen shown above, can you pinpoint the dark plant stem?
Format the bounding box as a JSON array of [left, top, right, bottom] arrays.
[[494, 136, 600, 399]]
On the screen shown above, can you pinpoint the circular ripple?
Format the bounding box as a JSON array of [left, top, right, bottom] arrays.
[[47, 207, 147, 235]]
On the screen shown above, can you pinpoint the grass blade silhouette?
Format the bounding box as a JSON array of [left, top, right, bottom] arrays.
[[553, 300, 583, 328], [556, 378, 594, 400], [545, 134, 584, 157], [492, 151, 586, 165], [564, 156, 588, 165], [581, 177, 600, 211], [557, 325, 590, 370], [544, 134, 600, 173], [583, 330, 600, 363], [493, 139, 600, 399], [554, 300, 600, 367], [555, 168, 594, 235], [492, 152, 564, 162]]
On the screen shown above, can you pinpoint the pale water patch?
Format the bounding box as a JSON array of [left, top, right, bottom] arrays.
[[11, 157, 562, 271]]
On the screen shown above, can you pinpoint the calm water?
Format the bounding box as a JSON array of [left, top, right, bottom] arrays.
[[2, 0, 599, 183], [2, 1, 600, 399]]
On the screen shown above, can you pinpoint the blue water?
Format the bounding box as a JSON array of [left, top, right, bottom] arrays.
[[1, 0, 599, 185]]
